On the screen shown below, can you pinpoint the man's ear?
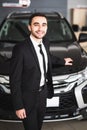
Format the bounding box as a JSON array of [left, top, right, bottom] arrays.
[[28, 25, 31, 31]]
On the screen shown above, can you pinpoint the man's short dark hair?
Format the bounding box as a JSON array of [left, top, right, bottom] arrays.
[[29, 12, 47, 25]]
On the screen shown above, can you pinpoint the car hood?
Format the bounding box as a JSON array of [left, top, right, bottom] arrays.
[[50, 42, 87, 76]]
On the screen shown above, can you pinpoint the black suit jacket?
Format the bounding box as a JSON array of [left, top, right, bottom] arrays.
[[10, 37, 53, 113]]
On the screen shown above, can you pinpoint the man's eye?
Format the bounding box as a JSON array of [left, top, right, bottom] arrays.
[[42, 23, 47, 27], [43, 24, 47, 27], [34, 23, 39, 26]]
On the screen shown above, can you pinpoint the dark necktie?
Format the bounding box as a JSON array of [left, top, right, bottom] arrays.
[[38, 44, 46, 82]]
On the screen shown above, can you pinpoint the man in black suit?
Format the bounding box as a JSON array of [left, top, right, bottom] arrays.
[[10, 13, 73, 130], [10, 13, 54, 130]]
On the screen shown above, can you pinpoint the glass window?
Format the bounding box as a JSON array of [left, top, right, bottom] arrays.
[[0, 19, 30, 60], [46, 18, 73, 42], [0, 19, 29, 42]]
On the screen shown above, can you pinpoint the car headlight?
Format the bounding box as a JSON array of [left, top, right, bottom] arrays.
[[53, 67, 87, 94], [77, 67, 87, 85], [65, 67, 87, 86], [0, 75, 9, 84], [0, 75, 10, 94]]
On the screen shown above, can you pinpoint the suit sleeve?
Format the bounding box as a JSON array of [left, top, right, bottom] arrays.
[[10, 45, 24, 111], [43, 38, 53, 98], [46, 54, 54, 99]]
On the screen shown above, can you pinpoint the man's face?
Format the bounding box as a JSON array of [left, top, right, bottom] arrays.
[[28, 16, 48, 40]]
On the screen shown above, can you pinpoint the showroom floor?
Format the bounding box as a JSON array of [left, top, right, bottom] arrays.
[[0, 120, 87, 130]]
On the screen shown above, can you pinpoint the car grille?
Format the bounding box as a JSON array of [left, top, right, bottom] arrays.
[[46, 90, 78, 115], [59, 90, 77, 110]]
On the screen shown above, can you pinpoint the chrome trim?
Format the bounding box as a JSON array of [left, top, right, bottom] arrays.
[[0, 84, 10, 94], [0, 115, 82, 123]]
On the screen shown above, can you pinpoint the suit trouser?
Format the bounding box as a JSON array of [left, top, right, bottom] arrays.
[[22, 87, 47, 130]]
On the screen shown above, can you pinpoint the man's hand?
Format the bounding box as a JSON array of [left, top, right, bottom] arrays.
[[16, 108, 26, 119], [64, 58, 73, 65]]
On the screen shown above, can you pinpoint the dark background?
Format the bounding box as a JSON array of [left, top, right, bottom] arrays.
[[0, 0, 67, 23]]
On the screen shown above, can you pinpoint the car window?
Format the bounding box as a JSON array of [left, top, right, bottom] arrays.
[[46, 18, 73, 42], [0, 19, 29, 42], [0, 19, 29, 60], [0, 17, 74, 43]]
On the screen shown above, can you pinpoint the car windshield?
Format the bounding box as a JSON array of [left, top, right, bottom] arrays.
[[47, 17, 73, 42], [0, 17, 73, 43], [0, 19, 29, 42]]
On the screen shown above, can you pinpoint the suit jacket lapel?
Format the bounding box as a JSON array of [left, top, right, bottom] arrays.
[[26, 37, 41, 71], [43, 38, 49, 57]]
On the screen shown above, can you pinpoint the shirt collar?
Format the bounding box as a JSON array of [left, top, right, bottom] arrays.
[[30, 35, 43, 47]]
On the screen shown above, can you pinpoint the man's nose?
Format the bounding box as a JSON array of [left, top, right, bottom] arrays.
[[38, 25, 43, 30]]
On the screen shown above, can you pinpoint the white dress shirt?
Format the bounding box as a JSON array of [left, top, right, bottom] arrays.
[[30, 35, 48, 86]]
